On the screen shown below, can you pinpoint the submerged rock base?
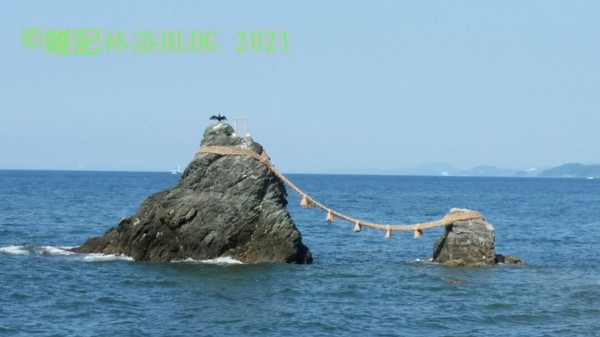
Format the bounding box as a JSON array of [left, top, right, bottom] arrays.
[[73, 122, 312, 264], [495, 254, 527, 265]]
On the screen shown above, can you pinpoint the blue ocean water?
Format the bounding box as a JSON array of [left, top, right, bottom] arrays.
[[1, 170, 599, 336]]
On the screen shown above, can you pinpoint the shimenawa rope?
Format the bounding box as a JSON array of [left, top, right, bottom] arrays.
[[198, 145, 483, 238]]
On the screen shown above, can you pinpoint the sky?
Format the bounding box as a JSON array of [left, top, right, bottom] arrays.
[[2, 1, 599, 173]]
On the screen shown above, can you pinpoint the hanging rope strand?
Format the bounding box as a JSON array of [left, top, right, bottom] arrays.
[[198, 146, 483, 233]]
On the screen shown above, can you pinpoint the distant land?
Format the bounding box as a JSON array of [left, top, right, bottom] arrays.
[[323, 163, 600, 178], [451, 163, 599, 178], [533, 163, 600, 179]]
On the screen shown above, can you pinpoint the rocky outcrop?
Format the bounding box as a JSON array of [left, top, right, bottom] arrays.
[[432, 209, 496, 267], [73, 122, 312, 264], [432, 209, 527, 267]]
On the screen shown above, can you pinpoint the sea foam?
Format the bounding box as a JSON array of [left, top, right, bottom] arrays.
[[39, 246, 76, 256], [0, 245, 77, 256], [0, 245, 30, 255], [0, 245, 241, 264], [175, 256, 244, 265], [83, 254, 134, 262]]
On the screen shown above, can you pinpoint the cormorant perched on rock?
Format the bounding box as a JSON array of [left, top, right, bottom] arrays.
[[210, 114, 227, 122]]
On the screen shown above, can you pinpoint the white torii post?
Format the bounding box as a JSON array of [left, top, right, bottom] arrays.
[[233, 118, 250, 137]]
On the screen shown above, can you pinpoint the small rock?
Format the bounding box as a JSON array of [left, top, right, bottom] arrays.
[[497, 254, 527, 265], [433, 209, 496, 267]]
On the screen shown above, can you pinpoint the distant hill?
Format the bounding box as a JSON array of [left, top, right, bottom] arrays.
[[538, 163, 600, 178], [322, 162, 598, 178], [391, 163, 461, 176], [454, 165, 519, 177], [514, 168, 540, 177]]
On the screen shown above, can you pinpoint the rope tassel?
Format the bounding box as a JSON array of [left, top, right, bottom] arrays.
[[354, 221, 361, 232], [384, 226, 392, 238], [414, 229, 423, 239], [300, 195, 311, 209], [326, 211, 334, 222]]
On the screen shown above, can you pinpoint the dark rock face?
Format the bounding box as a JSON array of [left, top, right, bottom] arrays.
[[432, 209, 496, 267], [73, 122, 312, 264]]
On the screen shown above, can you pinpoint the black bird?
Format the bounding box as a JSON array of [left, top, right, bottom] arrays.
[[210, 114, 227, 122]]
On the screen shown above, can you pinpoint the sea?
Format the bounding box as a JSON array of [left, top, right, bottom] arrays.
[[1, 170, 599, 336]]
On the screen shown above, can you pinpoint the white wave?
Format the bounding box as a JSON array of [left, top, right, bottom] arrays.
[[39, 246, 76, 256], [0, 245, 30, 255], [449, 207, 474, 213], [175, 256, 243, 265], [83, 254, 134, 262]]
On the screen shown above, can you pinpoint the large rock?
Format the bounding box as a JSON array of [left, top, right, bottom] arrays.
[[432, 209, 496, 267], [73, 122, 313, 264]]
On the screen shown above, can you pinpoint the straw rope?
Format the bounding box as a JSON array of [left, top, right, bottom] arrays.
[[198, 145, 483, 236]]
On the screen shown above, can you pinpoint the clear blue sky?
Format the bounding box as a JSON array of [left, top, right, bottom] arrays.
[[2, 1, 599, 173]]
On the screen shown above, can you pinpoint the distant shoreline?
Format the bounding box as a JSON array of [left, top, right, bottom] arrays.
[[0, 168, 597, 179]]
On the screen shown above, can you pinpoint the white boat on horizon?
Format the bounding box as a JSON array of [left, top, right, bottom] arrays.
[[170, 165, 183, 175]]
